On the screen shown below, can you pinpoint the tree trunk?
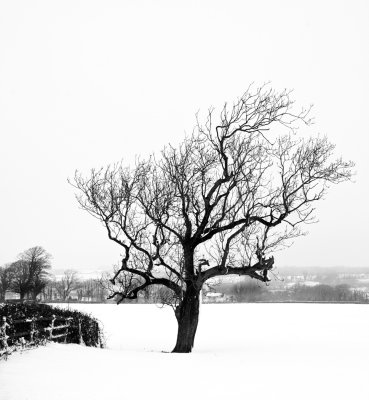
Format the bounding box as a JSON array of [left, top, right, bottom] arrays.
[[172, 285, 200, 353]]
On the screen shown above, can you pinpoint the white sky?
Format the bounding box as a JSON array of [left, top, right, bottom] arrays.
[[0, 0, 368, 270]]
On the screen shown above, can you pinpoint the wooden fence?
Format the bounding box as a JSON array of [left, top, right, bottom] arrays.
[[0, 315, 82, 360]]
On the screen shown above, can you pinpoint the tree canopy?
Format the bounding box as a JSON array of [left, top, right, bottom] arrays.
[[7, 246, 51, 301], [72, 86, 353, 352]]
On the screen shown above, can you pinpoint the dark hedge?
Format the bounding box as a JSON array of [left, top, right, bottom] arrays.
[[0, 303, 104, 348]]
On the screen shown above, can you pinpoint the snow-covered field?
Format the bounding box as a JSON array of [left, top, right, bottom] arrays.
[[1, 303, 368, 400]]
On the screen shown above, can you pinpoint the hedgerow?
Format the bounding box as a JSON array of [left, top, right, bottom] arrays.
[[0, 303, 104, 347]]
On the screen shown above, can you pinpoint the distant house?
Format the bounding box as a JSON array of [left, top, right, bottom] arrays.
[[204, 292, 225, 303]]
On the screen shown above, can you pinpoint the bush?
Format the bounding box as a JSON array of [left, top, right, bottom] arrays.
[[0, 303, 104, 347]]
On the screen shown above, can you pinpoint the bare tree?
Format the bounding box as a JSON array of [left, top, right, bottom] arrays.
[[9, 260, 31, 300], [83, 279, 96, 302], [0, 264, 14, 302], [55, 270, 80, 301], [22, 246, 51, 300], [10, 246, 51, 301], [72, 85, 353, 352]]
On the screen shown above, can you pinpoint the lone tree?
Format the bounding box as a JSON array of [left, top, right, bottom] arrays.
[[72, 86, 352, 353]]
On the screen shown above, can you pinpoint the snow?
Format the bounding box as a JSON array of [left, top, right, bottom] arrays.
[[1, 303, 368, 400], [205, 292, 223, 297]]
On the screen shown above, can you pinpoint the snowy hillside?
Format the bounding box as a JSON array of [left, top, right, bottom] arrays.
[[1, 304, 368, 400]]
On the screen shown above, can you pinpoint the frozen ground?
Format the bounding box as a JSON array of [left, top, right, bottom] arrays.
[[1, 303, 368, 400]]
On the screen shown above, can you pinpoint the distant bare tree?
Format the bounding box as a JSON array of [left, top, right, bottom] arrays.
[[83, 279, 95, 301], [72, 85, 353, 352], [55, 270, 80, 301], [22, 246, 51, 300], [9, 260, 31, 300], [93, 278, 108, 302], [10, 246, 51, 300], [0, 264, 13, 302]]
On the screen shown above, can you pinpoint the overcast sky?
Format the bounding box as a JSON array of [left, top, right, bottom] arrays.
[[0, 0, 368, 271]]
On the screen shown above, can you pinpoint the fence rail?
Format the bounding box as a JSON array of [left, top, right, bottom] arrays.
[[0, 315, 81, 360]]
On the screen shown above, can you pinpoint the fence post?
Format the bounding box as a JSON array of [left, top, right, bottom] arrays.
[[64, 318, 71, 343], [49, 314, 56, 339], [0, 317, 10, 351], [29, 316, 37, 343], [19, 336, 26, 350], [78, 318, 84, 345]]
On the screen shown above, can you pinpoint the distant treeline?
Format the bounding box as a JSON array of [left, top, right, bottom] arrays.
[[213, 280, 369, 303], [276, 266, 369, 276], [44, 277, 108, 303], [45, 279, 369, 304], [3, 253, 368, 304], [100, 280, 369, 304]]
